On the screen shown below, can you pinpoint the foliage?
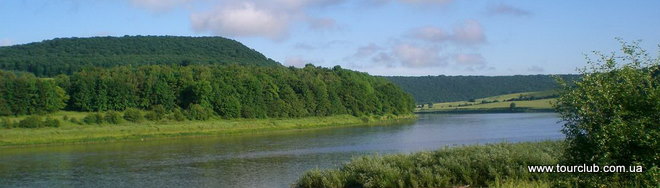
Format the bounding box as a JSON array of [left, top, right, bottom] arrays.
[[386, 75, 579, 104], [168, 108, 187, 121], [295, 142, 562, 188], [123, 108, 144, 123], [15, 116, 60, 128], [83, 113, 104, 124], [104, 111, 123, 124], [186, 104, 212, 120], [60, 64, 414, 118], [0, 70, 68, 116], [0, 36, 280, 76], [554, 40, 659, 186]]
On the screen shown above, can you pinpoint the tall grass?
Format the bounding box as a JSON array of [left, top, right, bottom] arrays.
[[295, 141, 562, 188]]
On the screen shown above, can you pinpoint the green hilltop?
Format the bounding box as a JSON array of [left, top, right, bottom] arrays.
[[0, 36, 281, 76]]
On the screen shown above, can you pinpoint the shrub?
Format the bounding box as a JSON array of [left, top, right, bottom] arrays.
[[43, 117, 61, 128], [151, 105, 167, 119], [168, 108, 186, 121], [69, 117, 82, 125], [18, 116, 44, 128], [144, 111, 161, 121], [62, 115, 69, 121], [555, 41, 659, 186], [1, 118, 15, 128], [104, 111, 123, 124], [123, 108, 144, 123], [83, 113, 104, 124], [186, 104, 212, 120]]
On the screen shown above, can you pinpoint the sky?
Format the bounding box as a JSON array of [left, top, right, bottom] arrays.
[[1, 0, 659, 76]]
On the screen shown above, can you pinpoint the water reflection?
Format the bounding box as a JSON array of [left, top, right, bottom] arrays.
[[0, 113, 563, 188]]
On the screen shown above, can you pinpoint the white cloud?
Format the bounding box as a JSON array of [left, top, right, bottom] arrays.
[[407, 20, 486, 46], [452, 20, 486, 45], [487, 3, 531, 17], [0, 39, 13, 47], [408, 26, 448, 43], [130, 0, 192, 11], [191, 2, 292, 40], [454, 53, 485, 66], [393, 43, 444, 67]]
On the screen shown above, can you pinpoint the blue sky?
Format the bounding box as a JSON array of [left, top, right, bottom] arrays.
[[1, 0, 659, 76]]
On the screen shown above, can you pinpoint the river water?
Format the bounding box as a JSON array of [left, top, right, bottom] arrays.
[[0, 113, 563, 188]]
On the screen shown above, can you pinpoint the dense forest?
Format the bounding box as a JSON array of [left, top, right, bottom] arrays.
[[385, 75, 580, 103], [0, 65, 414, 119], [0, 36, 280, 76]]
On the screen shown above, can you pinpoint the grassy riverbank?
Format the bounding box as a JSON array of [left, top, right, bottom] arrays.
[[0, 113, 416, 147], [296, 141, 563, 188]]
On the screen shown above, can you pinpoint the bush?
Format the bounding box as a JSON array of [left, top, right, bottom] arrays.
[[123, 108, 144, 123], [104, 111, 123, 124], [144, 111, 161, 121], [186, 104, 212, 120], [1, 118, 15, 128], [18, 116, 44, 128], [83, 113, 104, 124], [555, 41, 659, 186], [69, 117, 82, 125], [168, 108, 186, 121], [62, 115, 69, 121], [43, 117, 61, 128]]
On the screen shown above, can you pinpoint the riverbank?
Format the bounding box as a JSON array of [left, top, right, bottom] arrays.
[[415, 107, 555, 114], [0, 114, 417, 147], [296, 141, 563, 188]]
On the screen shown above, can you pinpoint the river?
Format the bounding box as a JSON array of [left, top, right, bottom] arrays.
[[0, 113, 563, 188]]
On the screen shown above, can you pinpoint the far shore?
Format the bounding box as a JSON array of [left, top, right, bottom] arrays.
[[0, 114, 417, 147]]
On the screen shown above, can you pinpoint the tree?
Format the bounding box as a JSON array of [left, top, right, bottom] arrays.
[[509, 102, 516, 109], [554, 41, 659, 186]]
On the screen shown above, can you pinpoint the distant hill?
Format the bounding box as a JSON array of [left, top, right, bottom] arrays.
[[385, 75, 580, 104], [0, 36, 281, 76]]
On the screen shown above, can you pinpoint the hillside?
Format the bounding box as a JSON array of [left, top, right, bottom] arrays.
[[417, 90, 556, 113], [385, 75, 580, 103], [0, 36, 280, 76]]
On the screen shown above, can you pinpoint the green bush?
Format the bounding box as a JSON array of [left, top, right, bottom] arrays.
[[1, 118, 15, 128], [18, 116, 44, 128], [43, 117, 61, 128], [295, 142, 562, 188], [83, 113, 104, 124], [555, 41, 659, 187], [104, 111, 124, 124], [69, 117, 82, 125], [186, 104, 212, 120], [168, 108, 187, 121], [144, 111, 161, 121], [123, 108, 144, 123]]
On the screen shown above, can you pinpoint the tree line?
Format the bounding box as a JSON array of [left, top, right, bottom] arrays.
[[1, 64, 414, 119], [0, 36, 280, 77], [0, 70, 68, 116], [385, 74, 580, 104]]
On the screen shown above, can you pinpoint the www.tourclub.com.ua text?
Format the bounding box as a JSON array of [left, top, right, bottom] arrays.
[[528, 164, 644, 173]]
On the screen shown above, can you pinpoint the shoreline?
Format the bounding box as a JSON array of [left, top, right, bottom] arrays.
[[0, 114, 417, 148], [415, 107, 555, 114]]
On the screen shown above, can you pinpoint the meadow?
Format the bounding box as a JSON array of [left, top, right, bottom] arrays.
[[0, 111, 416, 147], [417, 90, 556, 113]]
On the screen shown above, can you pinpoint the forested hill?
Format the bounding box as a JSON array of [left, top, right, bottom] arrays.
[[385, 74, 580, 104], [0, 36, 280, 76]]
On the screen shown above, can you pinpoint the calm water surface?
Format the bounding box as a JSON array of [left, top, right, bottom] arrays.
[[0, 113, 563, 188]]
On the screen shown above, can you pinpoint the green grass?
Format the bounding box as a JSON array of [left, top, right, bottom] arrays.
[[418, 90, 556, 113], [0, 112, 416, 147], [295, 141, 563, 188]]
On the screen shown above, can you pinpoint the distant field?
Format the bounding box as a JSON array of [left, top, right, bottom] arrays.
[[417, 90, 556, 113]]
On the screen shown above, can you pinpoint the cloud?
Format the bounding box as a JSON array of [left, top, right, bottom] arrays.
[[308, 17, 339, 31], [487, 3, 531, 17], [366, 0, 453, 6], [352, 43, 383, 59], [0, 39, 14, 47], [407, 20, 486, 46], [454, 53, 485, 66], [393, 43, 445, 67], [130, 0, 192, 11], [407, 26, 448, 43], [191, 2, 292, 40], [452, 20, 486, 45], [528, 65, 545, 73]]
